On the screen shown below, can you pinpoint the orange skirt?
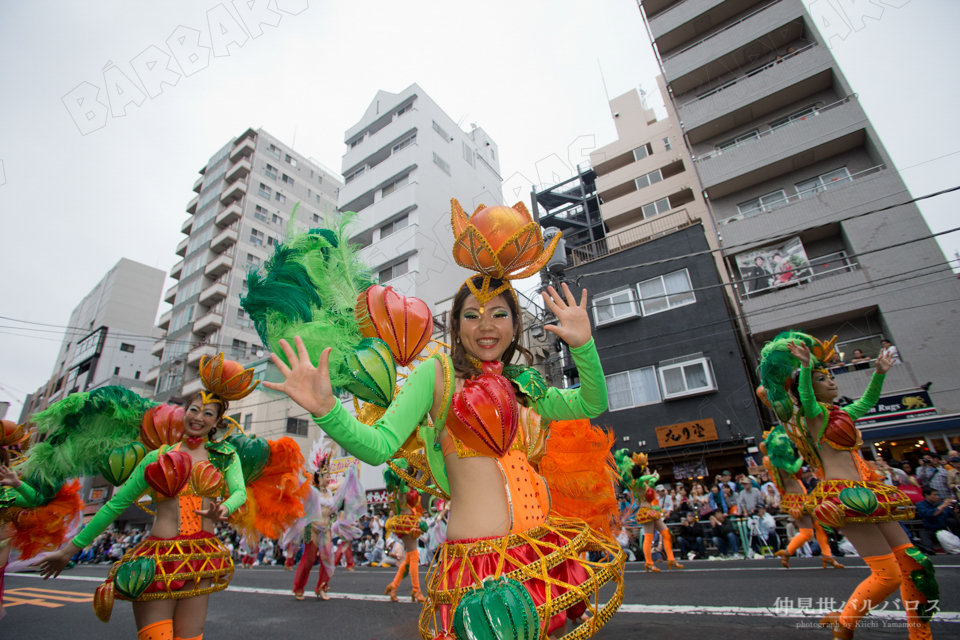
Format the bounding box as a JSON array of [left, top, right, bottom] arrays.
[[811, 480, 914, 527], [115, 531, 234, 600]]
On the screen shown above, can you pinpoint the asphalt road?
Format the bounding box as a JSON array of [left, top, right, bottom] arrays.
[[4, 556, 959, 639]]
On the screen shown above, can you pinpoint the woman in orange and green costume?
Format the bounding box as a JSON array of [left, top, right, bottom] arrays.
[[615, 451, 683, 572], [253, 201, 625, 640], [759, 332, 938, 639]]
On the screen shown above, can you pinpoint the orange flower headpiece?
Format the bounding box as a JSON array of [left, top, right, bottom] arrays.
[[811, 335, 838, 375], [0, 420, 28, 448], [198, 353, 260, 406], [451, 199, 562, 312]]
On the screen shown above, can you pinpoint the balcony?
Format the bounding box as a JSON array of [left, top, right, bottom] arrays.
[[187, 342, 217, 365], [193, 307, 224, 336], [717, 165, 890, 247], [210, 225, 238, 253], [204, 252, 234, 278], [175, 236, 189, 257], [186, 194, 199, 214], [570, 209, 699, 266], [339, 143, 418, 213], [598, 170, 693, 224], [359, 222, 419, 270], [353, 181, 418, 237], [229, 137, 256, 162], [695, 96, 867, 199], [225, 157, 251, 183], [198, 278, 229, 306], [193, 175, 204, 193], [650, 0, 762, 53], [836, 365, 918, 402], [220, 179, 247, 203], [596, 157, 686, 203], [158, 309, 172, 331], [180, 216, 193, 235], [163, 284, 178, 305], [216, 202, 243, 227], [662, 0, 802, 93], [341, 110, 418, 176], [740, 268, 869, 335], [169, 259, 183, 280], [144, 366, 160, 384], [182, 377, 204, 395], [150, 336, 166, 357], [678, 43, 833, 143]]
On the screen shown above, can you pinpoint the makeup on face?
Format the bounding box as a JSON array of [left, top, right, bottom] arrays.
[[459, 294, 514, 362]]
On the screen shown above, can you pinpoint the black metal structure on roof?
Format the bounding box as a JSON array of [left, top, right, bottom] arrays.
[[530, 164, 605, 262]]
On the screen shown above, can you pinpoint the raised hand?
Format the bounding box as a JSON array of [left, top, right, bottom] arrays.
[[787, 341, 811, 366], [261, 337, 337, 418], [38, 543, 79, 580], [876, 353, 893, 375], [0, 465, 22, 488], [195, 500, 229, 523], [542, 283, 592, 349]]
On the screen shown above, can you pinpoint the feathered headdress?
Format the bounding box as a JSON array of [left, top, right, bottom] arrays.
[[450, 199, 562, 313], [757, 330, 822, 423], [307, 437, 336, 475]]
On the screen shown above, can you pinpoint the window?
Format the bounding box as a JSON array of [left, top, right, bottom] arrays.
[[120, 343, 135, 353], [247, 253, 260, 265], [282, 174, 294, 186], [237, 308, 252, 328], [134, 371, 140, 380], [658, 356, 716, 399], [242, 278, 248, 290], [737, 190, 788, 217], [463, 142, 475, 167], [345, 166, 365, 183], [592, 289, 639, 326], [381, 173, 409, 198], [231, 339, 247, 358], [432, 120, 449, 140], [796, 167, 852, 198], [606, 367, 661, 410], [717, 130, 760, 152], [770, 106, 817, 131], [396, 104, 410, 118], [254, 204, 269, 222], [633, 143, 653, 161], [265, 163, 278, 180], [114, 366, 121, 375], [490, 147, 495, 160], [393, 134, 416, 154], [637, 269, 695, 315], [275, 192, 286, 203], [641, 197, 671, 219], [307, 188, 312, 198], [258, 183, 272, 199], [267, 144, 281, 160], [284, 154, 298, 167], [433, 152, 451, 175], [267, 236, 276, 247], [380, 214, 409, 239], [349, 136, 364, 149], [312, 213, 321, 223], [315, 194, 321, 203], [272, 214, 283, 225], [378, 259, 409, 283], [317, 175, 322, 184], [286, 417, 310, 436], [244, 414, 253, 432], [635, 168, 663, 190], [663, 137, 672, 151], [250, 228, 264, 246]]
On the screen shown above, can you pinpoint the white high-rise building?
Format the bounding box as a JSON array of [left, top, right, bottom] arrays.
[[338, 83, 504, 308]]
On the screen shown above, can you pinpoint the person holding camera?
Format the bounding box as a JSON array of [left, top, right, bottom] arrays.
[[915, 487, 960, 553]]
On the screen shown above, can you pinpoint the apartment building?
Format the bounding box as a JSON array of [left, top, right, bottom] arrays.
[[641, 0, 960, 456], [147, 128, 342, 402], [338, 83, 504, 308], [19, 258, 165, 421]]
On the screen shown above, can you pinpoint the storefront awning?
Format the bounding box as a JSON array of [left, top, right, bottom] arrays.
[[860, 413, 960, 441]]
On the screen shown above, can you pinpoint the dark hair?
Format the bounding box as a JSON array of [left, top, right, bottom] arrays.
[[922, 486, 938, 497], [450, 276, 532, 380], [184, 391, 227, 439]]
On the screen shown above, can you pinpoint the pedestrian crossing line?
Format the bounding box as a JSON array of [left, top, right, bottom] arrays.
[[4, 587, 92, 609], [10, 572, 960, 622]]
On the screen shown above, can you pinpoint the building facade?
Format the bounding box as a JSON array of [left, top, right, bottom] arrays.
[[147, 128, 342, 402], [19, 258, 165, 421], [338, 83, 504, 310], [641, 0, 960, 456]]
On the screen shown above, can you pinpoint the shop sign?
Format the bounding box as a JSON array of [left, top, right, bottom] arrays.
[[655, 418, 718, 449], [366, 489, 391, 504], [672, 459, 708, 480], [856, 391, 936, 425]]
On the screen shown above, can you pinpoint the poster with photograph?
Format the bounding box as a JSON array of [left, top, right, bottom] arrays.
[[735, 236, 812, 295]]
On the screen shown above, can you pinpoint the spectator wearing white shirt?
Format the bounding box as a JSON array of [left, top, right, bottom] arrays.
[[879, 339, 900, 364]]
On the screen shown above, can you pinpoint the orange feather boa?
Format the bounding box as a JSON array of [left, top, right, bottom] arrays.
[[11, 480, 83, 559], [230, 438, 309, 541]]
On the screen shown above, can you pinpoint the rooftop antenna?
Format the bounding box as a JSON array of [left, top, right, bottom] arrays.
[[598, 59, 610, 102], [292, 126, 297, 149], [638, 84, 649, 110], [457, 114, 468, 127]]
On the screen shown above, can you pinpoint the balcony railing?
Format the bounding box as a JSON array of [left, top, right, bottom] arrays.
[[718, 164, 884, 226], [739, 250, 858, 300], [677, 42, 817, 108], [663, 0, 783, 61], [571, 208, 697, 266], [695, 95, 858, 164]]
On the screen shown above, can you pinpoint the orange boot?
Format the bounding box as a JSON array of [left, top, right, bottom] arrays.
[[138, 620, 173, 640], [821, 553, 900, 637], [642, 532, 659, 572], [408, 550, 425, 602], [779, 527, 813, 568], [663, 529, 683, 569], [385, 552, 408, 602], [892, 544, 936, 640], [815, 523, 844, 568]]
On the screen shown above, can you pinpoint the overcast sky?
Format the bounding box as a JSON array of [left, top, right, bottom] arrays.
[[1, 0, 958, 413]]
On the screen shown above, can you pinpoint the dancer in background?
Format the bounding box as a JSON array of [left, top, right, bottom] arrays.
[[331, 464, 366, 573], [34, 354, 307, 640], [759, 332, 937, 639], [290, 440, 336, 601], [615, 451, 683, 572], [383, 472, 426, 603]]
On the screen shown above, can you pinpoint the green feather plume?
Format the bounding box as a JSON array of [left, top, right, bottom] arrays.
[[764, 424, 803, 474], [759, 330, 818, 423], [21, 386, 154, 485], [613, 448, 634, 484], [240, 208, 374, 388]]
